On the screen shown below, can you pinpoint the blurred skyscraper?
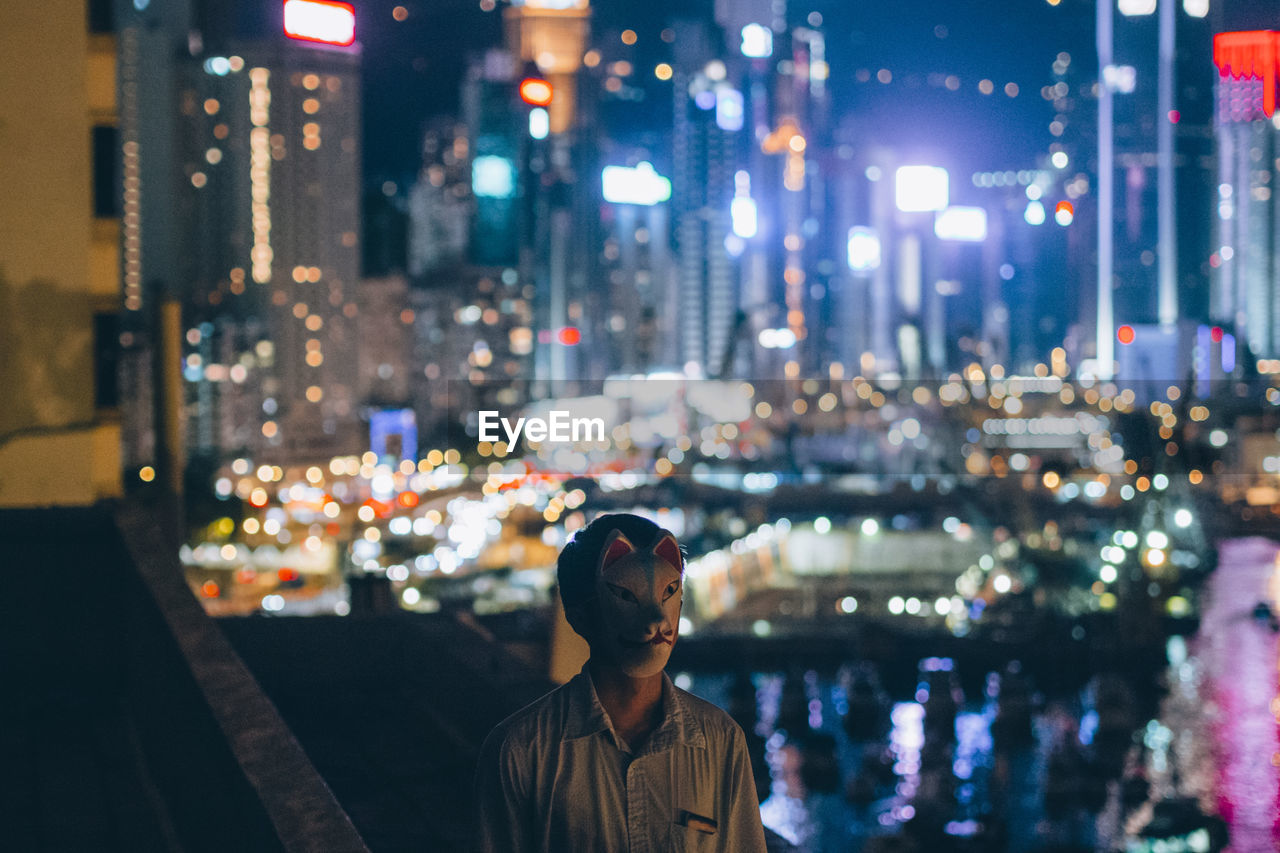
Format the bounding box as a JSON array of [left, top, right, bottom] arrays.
[[711, 2, 842, 381], [406, 111, 536, 437], [502, 2, 593, 386], [595, 176, 676, 376], [1212, 30, 1280, 368], [503, 0, 591, 135], [176, 11, 363, 463], [357, 274, 413, 408], [671, 17, 739, 378], [463, 51, 525, 269], [407, 123, 472, 279], [1104, 2, 1215, 334], [113, 0, 197, 481]]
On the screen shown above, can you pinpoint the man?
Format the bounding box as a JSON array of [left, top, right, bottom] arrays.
[[474, 513, 768, 852]]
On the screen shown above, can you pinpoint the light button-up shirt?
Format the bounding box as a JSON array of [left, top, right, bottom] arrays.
[[475, 666, 768, 853]]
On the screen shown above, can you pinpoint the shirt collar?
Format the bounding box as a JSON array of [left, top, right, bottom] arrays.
[[564, 665, 707, 751]]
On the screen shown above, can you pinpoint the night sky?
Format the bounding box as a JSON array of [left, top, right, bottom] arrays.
[[356, 0, 1280, 185], [358, 0, 502, 184]]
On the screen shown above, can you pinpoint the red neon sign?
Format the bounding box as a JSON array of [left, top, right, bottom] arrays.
[[1214, 30, 1280, 117], [283, 0, 356, 47]]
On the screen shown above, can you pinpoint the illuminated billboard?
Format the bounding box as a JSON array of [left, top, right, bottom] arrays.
[[472, 156, 517, 199], [283, 0, 356, 47], [601, 162, 671, 206], [895, 165, 949, 212], [1215, 30, 1280, 118], [934, 206, 988, 242], [741, 24, 773, 59]]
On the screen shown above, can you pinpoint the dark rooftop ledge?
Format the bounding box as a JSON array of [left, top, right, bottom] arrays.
[[115, 502, 369, 853], [0, 502, 367, 852]]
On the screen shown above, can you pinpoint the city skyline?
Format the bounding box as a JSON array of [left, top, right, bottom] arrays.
[[5, 4, 1280, 852], [55, 0, 1280, 482], [358, 0, 1280, 183]]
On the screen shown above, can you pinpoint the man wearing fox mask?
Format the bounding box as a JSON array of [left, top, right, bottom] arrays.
[[474, 513, 767, 852]]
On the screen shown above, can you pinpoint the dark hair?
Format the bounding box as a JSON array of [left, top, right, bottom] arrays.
[[556, 513, 681, 609]]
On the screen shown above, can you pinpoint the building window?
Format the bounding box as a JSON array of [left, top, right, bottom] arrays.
[[92, 125, 120, 218], [87, 0, 114, 34], [93, 312, 120, 408]]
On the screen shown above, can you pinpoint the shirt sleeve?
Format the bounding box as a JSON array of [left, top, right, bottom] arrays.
[[473, 726, 532, 853], [725, 724, 769, 853]]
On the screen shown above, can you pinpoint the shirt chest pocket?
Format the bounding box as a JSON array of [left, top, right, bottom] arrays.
[[669, 821, 717, 852], [669, 809, 718, 852]]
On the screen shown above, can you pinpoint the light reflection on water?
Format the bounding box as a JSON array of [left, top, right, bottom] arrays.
[[888, 702, 924, 822], [681, 556, 1276, 853], [693, 668, 1019, 849]]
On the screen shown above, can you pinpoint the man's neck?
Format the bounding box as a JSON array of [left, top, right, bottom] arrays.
[[589, 661, 666, 750]]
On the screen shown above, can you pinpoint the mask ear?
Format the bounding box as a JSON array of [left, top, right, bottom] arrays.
[[653, 533, 682, 570], [599, 529, 636, 572]]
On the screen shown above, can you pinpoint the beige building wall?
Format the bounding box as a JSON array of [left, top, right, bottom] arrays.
[[0, 1, 123, 506]]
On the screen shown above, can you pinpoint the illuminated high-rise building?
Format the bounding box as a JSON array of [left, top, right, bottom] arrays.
[[596, 161, 676, 376], [769, 17, 833, 379], [713, 0, 777, 53], [503, 0, 591, 135], [1212, 30, 1280, 366], [499, 2, 592, 385], [463, 51, 524, 269], [1086, 0, 1216, 381], [177, 22, 362, 462], [677, 1, 837, 380], [113, 0, 199, 480], [408, 123, 472, 278], [670, 17, 738, 378]]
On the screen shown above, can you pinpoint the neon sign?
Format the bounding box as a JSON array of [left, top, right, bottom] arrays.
[[1214, 30, 1280, 117], [283, 0, 356, 47], [601, 162, 671, 206]]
